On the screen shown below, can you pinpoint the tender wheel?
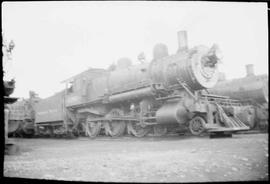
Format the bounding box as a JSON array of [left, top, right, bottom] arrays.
[[85, 116, 101, 138], [127, 123, 150, 137], [189, 116, 206, 136], [105, 109, 126, 137], [153, 124, 167, 136]]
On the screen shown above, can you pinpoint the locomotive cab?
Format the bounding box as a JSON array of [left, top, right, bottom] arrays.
[[63, 68, 108, 107]]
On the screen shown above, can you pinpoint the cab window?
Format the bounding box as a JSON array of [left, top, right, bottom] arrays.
[[67, 81, 74, 93]]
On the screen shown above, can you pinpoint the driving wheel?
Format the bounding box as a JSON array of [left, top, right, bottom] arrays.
[[105, 109, 126, 137], [85, 115, 101, 138]]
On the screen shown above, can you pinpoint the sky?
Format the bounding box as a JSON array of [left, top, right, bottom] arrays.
[[2, 1, 268, 99]]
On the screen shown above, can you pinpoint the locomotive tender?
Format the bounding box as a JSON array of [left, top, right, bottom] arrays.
[[34, 30, 249, 137]]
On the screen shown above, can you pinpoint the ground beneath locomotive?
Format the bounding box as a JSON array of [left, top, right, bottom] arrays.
[[4, 134, 268, 182]]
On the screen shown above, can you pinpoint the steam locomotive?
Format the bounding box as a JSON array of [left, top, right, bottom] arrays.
[[29, 30, 249, 138], [208, 65, 268, 130]]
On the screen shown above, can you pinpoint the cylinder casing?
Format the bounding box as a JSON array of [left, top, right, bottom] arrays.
[[156, 100, 189, 124]]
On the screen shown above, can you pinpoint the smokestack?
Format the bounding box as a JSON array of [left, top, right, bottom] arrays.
[[177, 30, 188, 52], [246, 64, 255, 77]]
